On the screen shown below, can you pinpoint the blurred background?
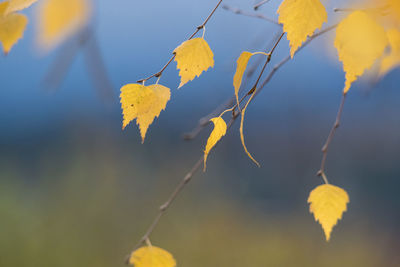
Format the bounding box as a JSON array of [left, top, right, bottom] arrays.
[[0, 0, 399, 266]]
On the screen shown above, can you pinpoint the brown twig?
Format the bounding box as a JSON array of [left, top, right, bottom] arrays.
[[316, 93, 347, 184], [136, 0, 224, 84], [125, 22, 338, 264], [254, 0, 271, 10], [222, 4, 280, 25]]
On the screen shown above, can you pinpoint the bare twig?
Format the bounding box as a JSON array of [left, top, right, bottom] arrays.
[[316, 93, 347, 184], [222, 4, 280, 25], [254, 0, 271, 10], [136, 0, 224, 84]]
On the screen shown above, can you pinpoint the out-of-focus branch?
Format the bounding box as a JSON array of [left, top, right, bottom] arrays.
[[254, 0, 271, 10], [222, 4, 280, 25]]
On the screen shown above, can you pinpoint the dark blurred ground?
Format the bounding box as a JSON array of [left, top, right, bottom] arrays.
[[1, 0, 400, 266]]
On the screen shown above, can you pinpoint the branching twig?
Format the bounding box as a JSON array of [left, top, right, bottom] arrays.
[[126, 20, 339, 264], [136, 0, 224, 84], [316, 93, 347, 184], [222, 4, 280, 25]]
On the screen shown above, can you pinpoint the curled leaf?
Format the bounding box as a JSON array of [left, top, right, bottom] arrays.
[[130, 246, 176, 267], [120, 84, 171, 143], [335, 11, 388, 93], [308, 184, 350, 241], [240, 93, 260, 167], [204, 117, 227, 171], [278, 0, 327, 57], [173, 37, 214, 88], [233, 51, 253, 107]]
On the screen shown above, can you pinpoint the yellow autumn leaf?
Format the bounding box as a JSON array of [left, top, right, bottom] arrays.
[[335, 11, 388, 93], [0, 2, 28, 54], [308, 184, 350, 241], [277, 0, 327, 58], [129, 246, 176, 267], [5, 0, 38, 14], [379, 29, 400, 77], [173, 37, 214, 88], [233, 51, 253, 107], [203, 117, 227, 171], [36, 0, 91, 50], [120, 83, 170, 143], [240, 93, 260, 167]]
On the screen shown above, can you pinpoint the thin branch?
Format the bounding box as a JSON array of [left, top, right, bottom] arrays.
[[136, 0, 224, 84], [254, 0, 271, 10], [222, 5, 280, 25], [316, 92, 347, 184], [126, 23, 338, 264]]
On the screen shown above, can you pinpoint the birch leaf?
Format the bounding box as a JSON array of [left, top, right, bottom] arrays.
[[173, 37, 214, 88], [335, 11, 388, 93], [37, 0, 91, 50], [240, 94, 260, 167], [120, 84, 171, 143], [5, 0, 38, 14], [203, 117, 227, 171], [129, 246, 176, 267], [308, 184, 350, 241], [233, 51, 253, 107], [0, 2, 28, 54], [278, 0, 327, 57], [379, 29, 400, 77]]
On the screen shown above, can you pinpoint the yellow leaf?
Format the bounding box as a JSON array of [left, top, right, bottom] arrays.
[[173, 37, 214, 88], [5, 0, 38, 14], [240, 93, 260, 167], [203, 117, 227, 171], [36, 0, 91, 50], [334, 11, 388, 93], [120, 83, 170, 143], [129, 246, 176, 267], [308, 184, 350, 241], [379, 29, 400, 77], [277, 0, 327, 58], [0, 4, 28, 54], [233, 51, 253, 107]]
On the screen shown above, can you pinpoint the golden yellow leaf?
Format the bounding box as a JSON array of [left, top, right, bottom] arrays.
[[240, 93, 260, 167], [0, 3, 28, 54], [308, 184, 350, 241], [203, 117, 227, 171], [173, 37, 214, 88], [36, 0, 91, 50], [5, 0, 38, 14], [120, 84, 171, 143], [0, 1, 9, 15], [334, 11, 388, 93], [129, 246, 176, 267], [233, 51, 253, 107], [379, 29, 400, 77], [277, 0, 327, 57]]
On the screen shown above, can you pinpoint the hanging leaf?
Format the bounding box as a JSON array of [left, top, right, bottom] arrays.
[[335, 11, 388, 93], [0, 2, 28, 54], [379, 29, 400, 77], [173, 37, 214, 88], [36, 0, 91, 50], [203, 117, 227, 171], [308, 184, 350, 241], [240, 94, 260, 167], [120, 84, 171, 143], [233, 51, 253, 107], [5, 0, 38, 15], [277, 0, 327, 57], [130, 246, 176, 267]]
